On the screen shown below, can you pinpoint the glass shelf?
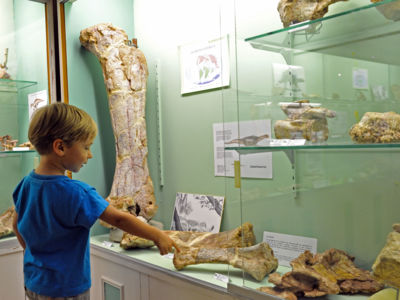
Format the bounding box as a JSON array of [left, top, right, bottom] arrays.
[[0, 150, 36, 155], [226, 142, 400, 154], [0, 78, 37, 91], [245, 0, 400, 65]]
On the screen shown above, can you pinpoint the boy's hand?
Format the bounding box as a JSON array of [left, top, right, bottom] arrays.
[[155, 231, 180, 255]]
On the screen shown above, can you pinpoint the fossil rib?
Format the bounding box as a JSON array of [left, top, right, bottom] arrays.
[[79, 23, 157, 222]]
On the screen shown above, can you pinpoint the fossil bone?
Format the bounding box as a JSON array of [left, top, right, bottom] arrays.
[[173, 242, 278, 281], [274, 103, 336, 142], [278, 0, 349, 27], [120, 222, 256, 250], [264, 249, 383, 298], [80, 23, 157, 223], [0, 206, 16, 238], [372, 223, 400, 288], [349, 112, 400, 143]]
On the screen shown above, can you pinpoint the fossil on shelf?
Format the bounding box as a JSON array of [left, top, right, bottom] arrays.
[[173, 242, 278, 281], [1, 135, 18, 151], [372, 223, 400, 288], [0, 206, 16, 238], [0, 48, 11, 79], [259, 248, 383, 300], [120, 222, 256, 250], [80, 23, 157, 227], [349, 112, 400, 143], [277, 0, 348, 27], [274, 101, 336, 142]]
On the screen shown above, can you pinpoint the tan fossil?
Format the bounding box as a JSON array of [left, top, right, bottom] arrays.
[[277, 0, 349, 28], [372, 223, 400, 288], [80, 23, 157, 224]]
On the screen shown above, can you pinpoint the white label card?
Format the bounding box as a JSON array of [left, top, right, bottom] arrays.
[[263, 231, 317, 267], [163, 253, 174, 259], [214, 273, 229, 283]]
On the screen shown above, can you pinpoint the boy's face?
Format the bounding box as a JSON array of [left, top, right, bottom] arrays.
[[62, 138, 94, 173]]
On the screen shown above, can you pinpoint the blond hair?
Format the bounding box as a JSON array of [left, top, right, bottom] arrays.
[[28, 103, 98, 155]]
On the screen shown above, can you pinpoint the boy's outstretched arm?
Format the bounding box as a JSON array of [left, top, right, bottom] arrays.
[[12, 212, 26, 250], [99, 205, 180, 255]]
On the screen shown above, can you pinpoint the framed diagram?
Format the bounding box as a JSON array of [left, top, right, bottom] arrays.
[[171, 192, 224, 233], [180, 36, 230, 94]]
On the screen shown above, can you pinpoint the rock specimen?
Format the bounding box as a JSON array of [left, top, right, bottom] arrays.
[[259, 249, 383, 299], [0, 206, 16, 238], [1, 135, 18, 151], [274, 101, 336, 142], [278, 0, 349, 27], [0, 48, 10, 79], [173, 242, 278, 281], [257, 287, 297, 300], [372, 223, 400, 288], [80, 23, 157, 224], [120, 222, 256, 250], [349, 112, 400, 143]]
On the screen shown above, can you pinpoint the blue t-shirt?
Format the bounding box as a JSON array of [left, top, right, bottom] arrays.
[[13, 170, 109, 297]]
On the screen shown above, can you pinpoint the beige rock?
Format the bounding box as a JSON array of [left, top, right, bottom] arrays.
[[372, 225, 400, 288], [278, 0, 349, 28], [267, 249, 383, 297], [349, 112, 400, 143], [0, 207, 16, 238]]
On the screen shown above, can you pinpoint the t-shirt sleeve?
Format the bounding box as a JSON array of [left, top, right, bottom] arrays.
[[74, 186, 109, 229]]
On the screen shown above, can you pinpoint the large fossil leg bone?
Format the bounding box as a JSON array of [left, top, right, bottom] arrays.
[[79, 23, 157, 221], [173, 242, 278, 281]]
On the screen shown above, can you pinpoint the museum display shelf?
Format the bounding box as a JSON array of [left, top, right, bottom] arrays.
[[90, 235, 373, 300], [0, 78, 37, 91], [226, 142, 400, 155], [245, 0, 400, 65], [0, 149, 35, 155]]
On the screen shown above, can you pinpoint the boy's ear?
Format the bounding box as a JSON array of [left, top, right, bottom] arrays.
[[53, 139, 65, 156]]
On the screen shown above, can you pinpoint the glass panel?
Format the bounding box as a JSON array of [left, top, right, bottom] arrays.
[[229, 0, 400, 295], [0, 0, 47, 233], [104, 282, 121, 300]]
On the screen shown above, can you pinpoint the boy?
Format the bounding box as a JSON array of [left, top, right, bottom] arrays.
[[12, 103, 179, 299]]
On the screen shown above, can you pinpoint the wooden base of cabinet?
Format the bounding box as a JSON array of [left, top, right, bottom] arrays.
[[0, 238, 24, 300], [90, 244, 236, 300]]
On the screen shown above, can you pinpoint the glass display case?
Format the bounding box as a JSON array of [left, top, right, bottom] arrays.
[[226, 0, 400, 298], [0, 0, 48, 231]]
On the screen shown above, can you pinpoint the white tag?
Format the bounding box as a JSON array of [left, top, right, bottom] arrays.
[[163, 253, 174, 259], [102, 241, 114, 248], [263, 231, 317, 267], [13, 147, 30, 151], [269, 139, 306, 146], [214, 273, 229, 283]]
